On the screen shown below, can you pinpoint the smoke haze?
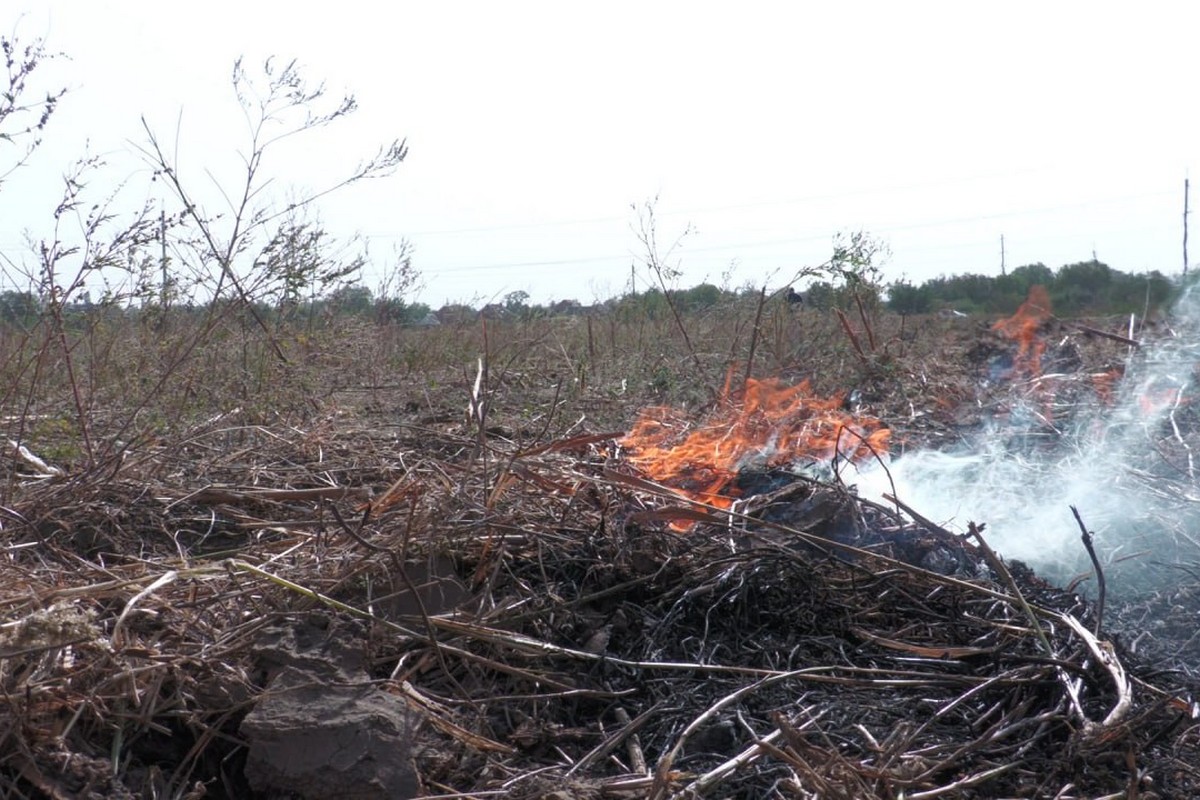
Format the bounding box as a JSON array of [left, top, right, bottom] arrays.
[[856, 287, 1200, 591]]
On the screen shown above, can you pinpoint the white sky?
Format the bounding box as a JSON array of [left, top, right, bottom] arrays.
[[2, 2, 1197, 307]]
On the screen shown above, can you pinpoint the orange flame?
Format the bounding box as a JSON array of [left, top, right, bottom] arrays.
[[620, 376, 890, 519], [1139, 385, 1186, 416], [1090, 368, 1123, 406], [993, 285, 1052, 376]]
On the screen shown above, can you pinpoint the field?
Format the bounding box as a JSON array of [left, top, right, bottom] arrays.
[[3, 298, 1200, 799]]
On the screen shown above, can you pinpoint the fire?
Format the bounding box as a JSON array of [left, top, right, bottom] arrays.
[[1091, 367, 1124, 406], [1138, 383, 1187, 416], [993, 285, 1052, 377], [620, 376, 890, 518]]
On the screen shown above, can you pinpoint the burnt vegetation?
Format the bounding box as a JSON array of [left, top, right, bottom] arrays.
[[3, 30, 1200, 800]]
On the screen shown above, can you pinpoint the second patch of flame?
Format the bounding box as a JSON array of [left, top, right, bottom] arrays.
[[620, 376, 890, 515], [993, 285, 1052, 377]]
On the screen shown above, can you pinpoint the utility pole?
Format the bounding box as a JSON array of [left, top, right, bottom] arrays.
[[1000, 234, 1006, 275]]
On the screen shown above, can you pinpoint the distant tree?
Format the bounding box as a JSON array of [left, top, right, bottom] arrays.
[[679, 282, 722, 310], [549, 298, 582, 316], [0, 289, 38, 324], [1053, 260, 1113, 313], [1108, 269, 1173, 314], [328, 284, 373, 315], [613, 288, 670, 321], [391, 301, 432, 325], [887, 280, 933, 314], [504, 290, 530, 318], [1140, 270, 1175, 310], [1008, 263, 1054, 293], [888, 259, 1173, 318], [920, 273, 1010, 312], [991, 274, 1026, 313], [436, 303, 475, 325], [804, 281, 836, 310]]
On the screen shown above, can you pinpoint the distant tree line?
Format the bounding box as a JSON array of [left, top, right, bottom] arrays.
[[0, 259, 1181, 330], [884, 260, 1176, 316], [0, 286, 436, 329]]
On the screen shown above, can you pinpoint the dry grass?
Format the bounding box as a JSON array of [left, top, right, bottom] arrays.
[[1, 303, 1197, 799]]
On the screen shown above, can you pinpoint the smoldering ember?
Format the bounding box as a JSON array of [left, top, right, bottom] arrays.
[[5, 280, 1200, 800]]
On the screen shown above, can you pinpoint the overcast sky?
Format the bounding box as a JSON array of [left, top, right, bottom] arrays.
[[2, 2, 1197, 306]]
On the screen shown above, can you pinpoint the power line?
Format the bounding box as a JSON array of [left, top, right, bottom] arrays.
[[378, 166, 1071, 237], [422, 218, 1186, 290], [2, 187, 1179, 281], [410, 190, 1178, 276]]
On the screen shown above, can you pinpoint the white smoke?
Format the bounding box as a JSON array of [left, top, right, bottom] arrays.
[[854, 285, 1200, 590]]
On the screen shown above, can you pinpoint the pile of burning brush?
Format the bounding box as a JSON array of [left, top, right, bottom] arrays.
[[614, 368, 986, 577]]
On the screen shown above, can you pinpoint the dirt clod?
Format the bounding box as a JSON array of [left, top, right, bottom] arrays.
[[241, 618, 419, 800]]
